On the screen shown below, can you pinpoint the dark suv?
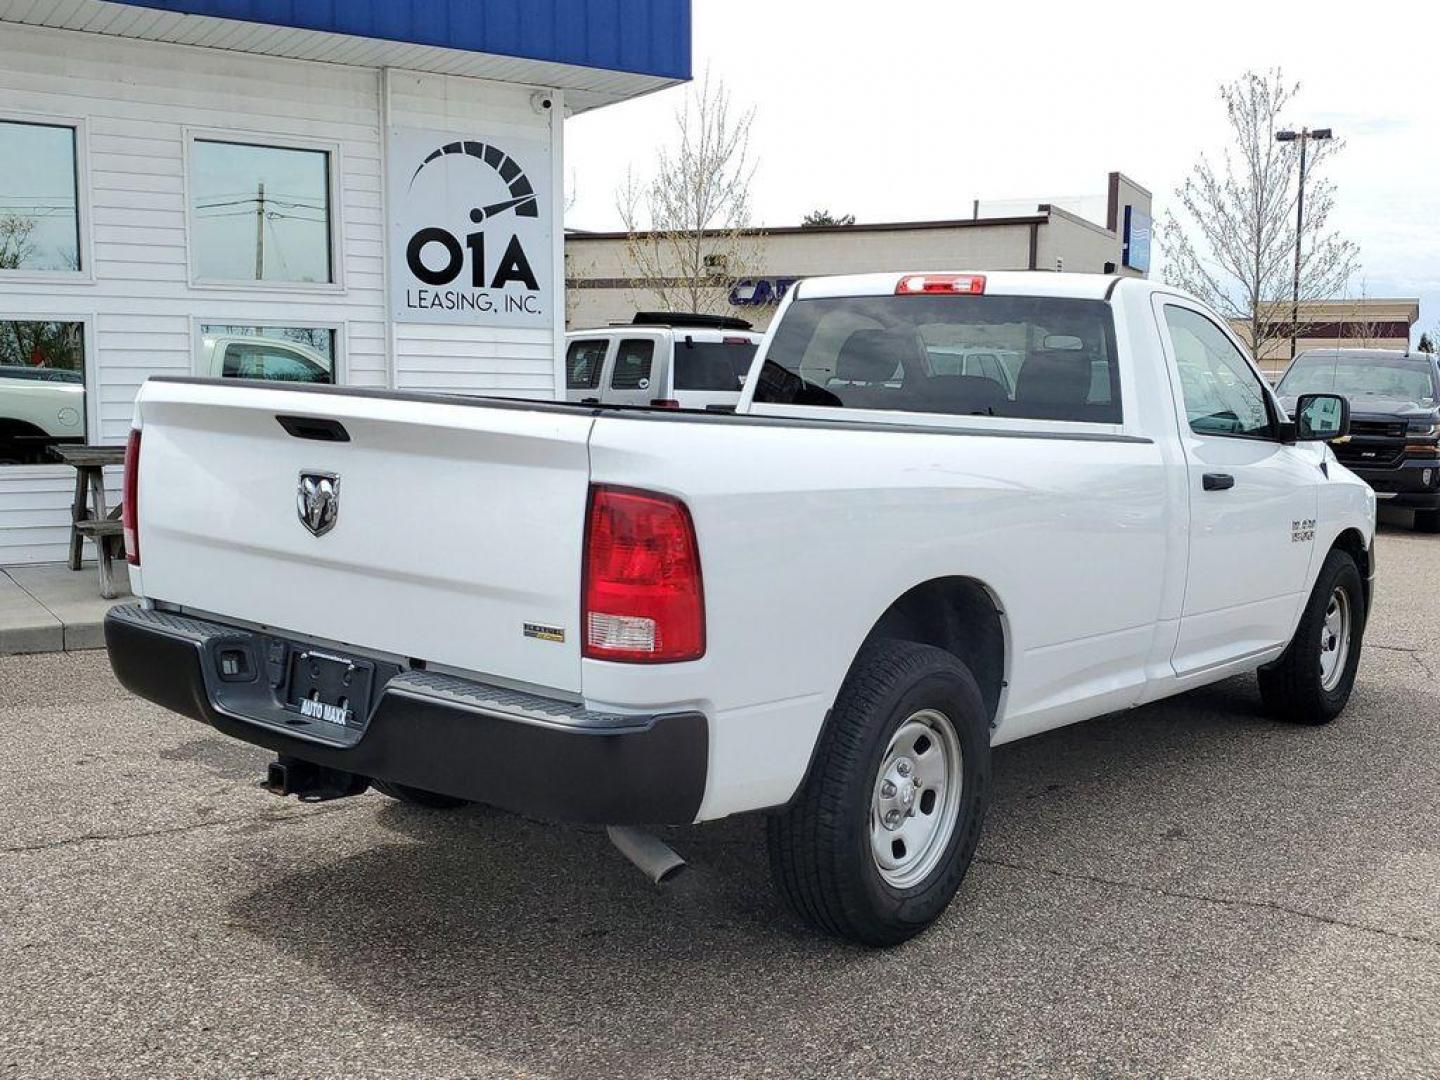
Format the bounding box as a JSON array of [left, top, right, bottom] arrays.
[[1277, 348, 1440, 532]]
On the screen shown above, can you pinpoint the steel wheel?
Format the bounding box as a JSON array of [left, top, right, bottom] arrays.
[[870, 708, 963, 889], [1318, 586, 1352, 692]]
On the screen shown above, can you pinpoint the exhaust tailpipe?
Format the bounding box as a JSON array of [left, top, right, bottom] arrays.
[[606, 826, 686, 884]]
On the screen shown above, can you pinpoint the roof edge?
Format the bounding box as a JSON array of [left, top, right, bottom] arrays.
[[567, 213, 1050, 242]]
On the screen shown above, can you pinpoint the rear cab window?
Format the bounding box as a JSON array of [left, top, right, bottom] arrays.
[[752, 293, 1120, 424]]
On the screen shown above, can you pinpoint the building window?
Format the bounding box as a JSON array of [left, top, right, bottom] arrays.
[[190, 139, 333, 285], [0, 320, 86, 465], [0, 121, 81, 273], [197, 324, 336, 384]]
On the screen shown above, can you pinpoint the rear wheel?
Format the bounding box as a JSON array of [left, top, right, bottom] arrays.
[[371, 779, 470, 809], [1414, 509, 1440, 534], [1257, 548, 1365, 725], [767, 639, 991, 947]]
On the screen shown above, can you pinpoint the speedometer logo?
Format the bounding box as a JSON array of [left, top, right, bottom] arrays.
[[409, 141, 539, 222]]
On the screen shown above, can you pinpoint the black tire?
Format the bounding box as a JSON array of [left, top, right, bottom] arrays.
[[371, 779, 470, 809], [1257, 548, 1366, 725], [1414, 509, 1440, 534], [766, 639, 991, 947]]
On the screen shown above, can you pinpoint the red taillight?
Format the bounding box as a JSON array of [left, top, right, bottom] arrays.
[[895, 273, 986, 295], [583, 486, 704, 663], [122, 428, 141, 566], [649, 398, 681, 409]]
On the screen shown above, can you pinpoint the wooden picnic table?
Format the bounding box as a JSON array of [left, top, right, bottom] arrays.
[[51, 443, 127, 599]]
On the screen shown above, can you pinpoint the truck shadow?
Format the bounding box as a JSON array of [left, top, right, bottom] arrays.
[[223, 668, 1420, 1076]]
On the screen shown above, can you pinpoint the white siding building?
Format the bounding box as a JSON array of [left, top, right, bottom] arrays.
[[0, 0, 689, 563]]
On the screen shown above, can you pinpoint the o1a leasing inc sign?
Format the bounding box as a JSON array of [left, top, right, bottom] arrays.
[[388, 127, 552, 327]]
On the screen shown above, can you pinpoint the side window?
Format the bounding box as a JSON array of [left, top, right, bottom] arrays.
[[1163, 305, 1272, 438], [610, 339, 655, 390], [202, 325, 335, 384], [221, 342, 329, 383], [566, 339, 606, 390]]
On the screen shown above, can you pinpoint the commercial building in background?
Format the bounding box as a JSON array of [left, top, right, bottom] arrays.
[[1233, 298, 1421, 380], [565, 172, 1151, 330], [0, 0, 689, 564]]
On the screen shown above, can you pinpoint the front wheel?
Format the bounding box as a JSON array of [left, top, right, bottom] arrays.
[[766, 639, 991, 947], [1257, 548, 1366, 725], [1414, 509, 1440, 534]]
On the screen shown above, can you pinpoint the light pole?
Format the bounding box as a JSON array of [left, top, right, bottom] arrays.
[[1275, 126, 1333, 360]]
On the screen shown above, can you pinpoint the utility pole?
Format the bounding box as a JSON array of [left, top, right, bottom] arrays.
[[254, 181, 266, 280], [1274, 126, 1333, 360]]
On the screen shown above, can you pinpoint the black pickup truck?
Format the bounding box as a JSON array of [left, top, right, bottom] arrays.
[[1277, 348, 1440, 532]]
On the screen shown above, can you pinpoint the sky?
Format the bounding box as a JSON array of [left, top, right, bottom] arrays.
[[566, 0, 1440, 342]]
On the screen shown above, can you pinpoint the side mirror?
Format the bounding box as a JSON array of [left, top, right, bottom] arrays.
[[1294, 393, 1350, 441]]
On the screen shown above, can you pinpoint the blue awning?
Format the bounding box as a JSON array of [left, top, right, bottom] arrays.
[[105, 0, 690, 80]]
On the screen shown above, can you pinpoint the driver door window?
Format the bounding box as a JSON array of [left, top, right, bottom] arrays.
[[1164, 305, 1272, 437]]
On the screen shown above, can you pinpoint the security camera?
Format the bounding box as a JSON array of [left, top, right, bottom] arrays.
[[531, 91, 555, 115]]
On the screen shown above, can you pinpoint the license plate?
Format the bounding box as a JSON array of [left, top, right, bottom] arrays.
[[286, 649, 374, 728]]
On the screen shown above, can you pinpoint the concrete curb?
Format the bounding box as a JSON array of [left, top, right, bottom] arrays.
[[0, 564, 127, 656]]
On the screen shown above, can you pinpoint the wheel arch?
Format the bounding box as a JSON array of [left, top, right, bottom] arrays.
[[775, 573, 1007, 820], [0, 418, 54, 441], [1329, 526, 1372, 614], [856, 575, 1009, 728], [0, 419, 63, 466]]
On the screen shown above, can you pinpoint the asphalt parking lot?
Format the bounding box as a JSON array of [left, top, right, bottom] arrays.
[[3, 518, 1438, 1080]]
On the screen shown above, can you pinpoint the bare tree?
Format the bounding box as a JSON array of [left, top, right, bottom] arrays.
[[0, 214, 36, 270], [616, 70, 759, 315], [1340, 277, 1387, 349], [1161, 69, 1358, 362]]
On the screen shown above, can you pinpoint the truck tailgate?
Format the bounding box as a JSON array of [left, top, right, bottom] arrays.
[[133, 380, 593, 694]]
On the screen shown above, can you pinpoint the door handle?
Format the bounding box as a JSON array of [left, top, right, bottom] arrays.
[[1203, 473, 1235, 491]]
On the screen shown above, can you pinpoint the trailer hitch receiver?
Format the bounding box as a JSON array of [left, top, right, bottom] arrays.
[[263, 756, 369, 802]]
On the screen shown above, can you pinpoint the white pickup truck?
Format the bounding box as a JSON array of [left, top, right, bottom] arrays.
[[0, 365, 86, 464], [106, 271, 1375, 946]]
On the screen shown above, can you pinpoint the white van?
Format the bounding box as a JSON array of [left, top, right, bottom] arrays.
[[565, 313, 761, 410]]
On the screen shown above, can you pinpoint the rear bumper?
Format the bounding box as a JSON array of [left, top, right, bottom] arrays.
[[1349, 457, 1440, 509], [104, 604, 707, 825]]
